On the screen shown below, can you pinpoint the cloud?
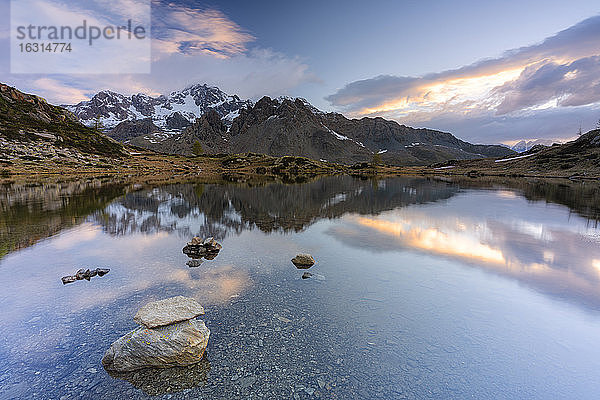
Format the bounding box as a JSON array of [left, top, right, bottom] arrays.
[[3, 47, 314, 104], [31, 78, 90, 103], [326, 15, 600, 142], [151, 1, 255, 59], [1, 1, 314, 104]]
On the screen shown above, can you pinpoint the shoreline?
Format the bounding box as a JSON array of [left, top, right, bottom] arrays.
[[2, 147, 599, 185]]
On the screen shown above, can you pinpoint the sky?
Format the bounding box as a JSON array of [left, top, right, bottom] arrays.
[[1, 0, 600, 144]]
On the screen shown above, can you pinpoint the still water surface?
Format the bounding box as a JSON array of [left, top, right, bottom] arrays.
[[1, 176, 600, 399]]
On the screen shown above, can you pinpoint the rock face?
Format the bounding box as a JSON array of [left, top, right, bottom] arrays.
[[292, 254, 315, 268], [108, 118, 163, 142], [134, 296, 205, 328], [182, 237, 222, 260], [102, 296, 210, 372], [102, 319, 210, 372]]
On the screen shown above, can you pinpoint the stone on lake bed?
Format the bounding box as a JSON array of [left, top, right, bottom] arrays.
[[133, 296, 205, 329], [102, 319, 210, 372], [292, 254, 315, 268], [186, 259, 203, 267], [61, 275, 77, 284], [302, 272, 313, 279]]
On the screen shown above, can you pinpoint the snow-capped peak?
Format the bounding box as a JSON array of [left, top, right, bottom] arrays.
[[65, 84, 253, 130]]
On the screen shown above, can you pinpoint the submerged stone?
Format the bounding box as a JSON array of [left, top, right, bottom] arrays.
[[292, 254, 315, 268], [186, 259, 203, 267], [133, 296, 205, 328], [302, 272, 313, 279]]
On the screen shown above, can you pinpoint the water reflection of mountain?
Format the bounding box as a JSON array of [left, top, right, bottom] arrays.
[[0, 180, 126, 258], [91, 176, 460, 239], [2, 176, 599, 260]]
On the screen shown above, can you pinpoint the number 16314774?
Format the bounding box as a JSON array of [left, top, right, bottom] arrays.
[[18, 43, 72, 53]]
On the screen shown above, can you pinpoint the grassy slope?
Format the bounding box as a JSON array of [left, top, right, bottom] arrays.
[[0, 84, 124, 156]]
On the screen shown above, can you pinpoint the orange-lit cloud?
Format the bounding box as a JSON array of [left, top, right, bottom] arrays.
[[334, 208, 600, 313], [356, 216, 506, 265], [152, 6, 255, 60], [326, 16, 600, 142]]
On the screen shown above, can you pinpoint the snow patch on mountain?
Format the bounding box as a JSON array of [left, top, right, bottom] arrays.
[[65, 84, 253, 130]]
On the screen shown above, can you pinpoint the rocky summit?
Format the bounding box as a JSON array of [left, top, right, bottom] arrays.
[[65, 83, 252, 130], [133, 295, 205, 329], [102, 296, 210, 372]]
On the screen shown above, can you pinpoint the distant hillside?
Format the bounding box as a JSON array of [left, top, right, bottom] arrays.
[[433, 129, 600, 177], [0, 83, 124, 157]]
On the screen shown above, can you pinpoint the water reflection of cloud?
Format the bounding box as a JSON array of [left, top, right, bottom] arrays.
[[328, 193, 600, 313], [51, 223, 101, 250], [0, 228, 252, 329]]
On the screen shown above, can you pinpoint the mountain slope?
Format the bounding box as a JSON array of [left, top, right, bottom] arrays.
[[318, 113, 513, 164], [151, 95, 514, 165], [0, 83, 124, 156], [433, 129, 600, 177], [151, 97, 373, 163], [65, 84, 252, 130]]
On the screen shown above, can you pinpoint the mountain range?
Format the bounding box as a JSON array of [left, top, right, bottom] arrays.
[[66, 84, 515, 165], [64, 84, 252, 131]]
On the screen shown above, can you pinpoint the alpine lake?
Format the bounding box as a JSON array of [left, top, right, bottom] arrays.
[[1, 175, 600, 399]]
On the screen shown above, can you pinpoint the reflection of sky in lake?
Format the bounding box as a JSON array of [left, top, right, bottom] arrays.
[[1, 178, 600, 399], [328, 189, 600, 313]]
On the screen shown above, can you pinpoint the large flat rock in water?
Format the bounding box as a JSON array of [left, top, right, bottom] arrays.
[[133, 296, 205, 328], [102, 319, 210, 372]]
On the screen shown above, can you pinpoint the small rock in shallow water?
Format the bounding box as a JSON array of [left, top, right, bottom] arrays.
[[61, 276, 77, 284], [302, 272, 313, 279], [61, 268, 110, 284], [186, 259, 203, 267], [292, 254, 315, 268]]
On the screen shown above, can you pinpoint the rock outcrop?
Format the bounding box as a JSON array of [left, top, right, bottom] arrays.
[[102, 296, 210, 372]]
